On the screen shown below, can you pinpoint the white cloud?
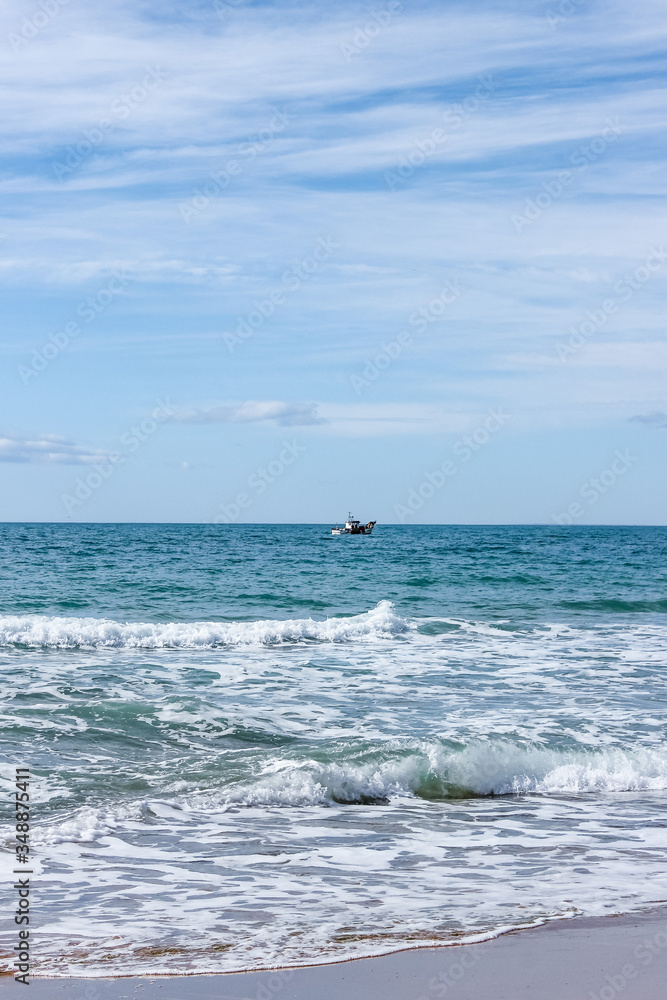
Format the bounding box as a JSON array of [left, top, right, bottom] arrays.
[[0, 434, 109, 464], [502, 342, 667, 372], [171, 401, 477, 435], [1, 0, 665, 457], [0, 256, 237, 286], [172, 401, 327, 426]]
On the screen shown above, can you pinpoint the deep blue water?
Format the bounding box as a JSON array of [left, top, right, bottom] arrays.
[[2, 522, 665, 620]]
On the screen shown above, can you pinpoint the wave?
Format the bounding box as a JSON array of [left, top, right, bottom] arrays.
[[0, 601, 407, 649], [442, 742, 667, 797], [214, 742, 667, 807], [23, 742, 667, 849]]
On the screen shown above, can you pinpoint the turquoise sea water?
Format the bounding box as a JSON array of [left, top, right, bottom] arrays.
[[1, 523, 666, 975]]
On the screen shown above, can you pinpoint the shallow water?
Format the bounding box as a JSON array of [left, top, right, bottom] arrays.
[[1, 524, 666, 974]]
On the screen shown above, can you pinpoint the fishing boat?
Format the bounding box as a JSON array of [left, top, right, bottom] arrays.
[[331, 513, 376, 535]]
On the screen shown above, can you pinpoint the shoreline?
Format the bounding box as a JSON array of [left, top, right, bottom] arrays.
[[4, 907, 667, 999]]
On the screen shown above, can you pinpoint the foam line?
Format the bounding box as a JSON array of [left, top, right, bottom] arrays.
[[0, 601, 407, 648], [213, 743, 667, 806]]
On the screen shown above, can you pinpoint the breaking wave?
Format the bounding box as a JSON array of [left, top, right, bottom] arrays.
[[0, 601, 407, 649], [214, 742, 667, 807], [22, 742, 667, 850]]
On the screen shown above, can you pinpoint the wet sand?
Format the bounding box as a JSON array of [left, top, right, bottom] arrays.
[[3, 909, 667, 1000]]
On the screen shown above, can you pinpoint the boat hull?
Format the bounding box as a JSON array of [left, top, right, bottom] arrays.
[[331, 521, 376, 535]]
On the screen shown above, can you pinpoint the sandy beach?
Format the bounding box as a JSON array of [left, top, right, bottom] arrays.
[[4, 908, 666, 1000]]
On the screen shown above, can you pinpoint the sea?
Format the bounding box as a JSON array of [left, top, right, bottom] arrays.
[[1, 523, 666, 977]]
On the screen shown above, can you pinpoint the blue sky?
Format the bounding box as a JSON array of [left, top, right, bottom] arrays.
[[1, 0, 666, 523]]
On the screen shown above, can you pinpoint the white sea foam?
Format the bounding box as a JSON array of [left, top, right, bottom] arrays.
[[194, 742, 667, 808], [0, 601, 407, 649], [31, 806, 120, 845], [16, 740, 667, 978], [442, 742, 667, 796], [29, 743, 667, 854]]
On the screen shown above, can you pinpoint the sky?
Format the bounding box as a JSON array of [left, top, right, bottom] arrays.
[[1, 0, 666, 524]]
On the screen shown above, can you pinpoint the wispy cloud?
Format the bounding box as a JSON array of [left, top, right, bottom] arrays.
[[1, 0, 666, 523], [630, 411, 667, 428], [172, 401, 327, 426], [0, 434, 109, 464]]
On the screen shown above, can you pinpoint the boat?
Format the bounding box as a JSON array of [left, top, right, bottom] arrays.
[[331, 513, 376, 535]]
